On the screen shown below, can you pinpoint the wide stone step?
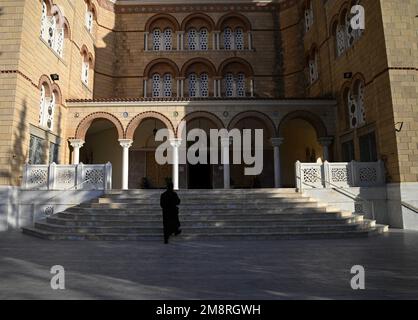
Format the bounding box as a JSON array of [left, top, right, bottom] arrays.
[[46, 215, 363, 227], [100, 194, 304, 201], [59, 210, 352, 221], [85, 202, 321, 210], [96, 198, 312, 205], [34, 221, 373, 234], [22, 225, 387, 241], [106, 189, 297, 195]]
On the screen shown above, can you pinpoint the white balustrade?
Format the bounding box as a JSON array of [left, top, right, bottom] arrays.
[[296, 160, 385, 190], [23, 162, 112, 191]]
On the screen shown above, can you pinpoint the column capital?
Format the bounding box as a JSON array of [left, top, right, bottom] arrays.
[[69, 139, 85, 148], [177, 30, 185, 34], [169, 138, 182, 148], [119, 139, 133, 148], [318, 136, 334, 147], [213, 30, 221, 34], [271, 137, 285, 147]]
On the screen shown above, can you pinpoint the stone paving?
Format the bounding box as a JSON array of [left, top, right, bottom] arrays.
[[1, 230, 418, 300]]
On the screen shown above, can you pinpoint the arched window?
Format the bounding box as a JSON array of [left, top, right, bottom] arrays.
[[40, 2, 66, 57], [39, 85, 55, 131], [336, 24, 346, 57], [188, 29, 198, 50], [85, 5, 94, 33], [81, 55, 89, 86], [152, 74, 162, 97], [163, 73, 172, 97], [46, 93, 55, 131], [356, 81, 366, 126], [200, 73, 209, 97], [188, 28, 209, 51], [224, 73, 235, 97], [188, 73, 198, 97], [236, 73, 246, 97], [235, 28, 244, 50], [345, 11, 355, 48], [199, 28, 208, 50], [163, 28, 172, 50], [152, 28, 161, 51], [304, 1, 314, 33], [40, 1, 48, 39], [308, 51, 319, 84], [346, 81, 366, 128], [223, 27, 233, 50], [39, 85, 46, 126]]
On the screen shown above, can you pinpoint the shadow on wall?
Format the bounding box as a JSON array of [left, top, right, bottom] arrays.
[[0, 99, 28, 185]]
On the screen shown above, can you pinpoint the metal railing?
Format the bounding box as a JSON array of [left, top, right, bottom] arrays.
[[297, 173, 376, 220]]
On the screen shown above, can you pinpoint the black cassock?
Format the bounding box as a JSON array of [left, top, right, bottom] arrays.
[[160, 190, 181, 241]]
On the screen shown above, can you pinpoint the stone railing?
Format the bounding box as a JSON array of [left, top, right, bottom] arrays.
[[22, 163, 112, 191], [295, 160, 385, 190]]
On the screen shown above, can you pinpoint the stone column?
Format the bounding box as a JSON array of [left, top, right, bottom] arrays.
[[213, 31, 220, 50], [143, 78, 148, 98], [221, 138, 231, 189], [69, 139, 85, 165], [170, 139, 182, 190], [177, 31, 184, 50], [271, 138, 285, 188], [144, 32, 149, 51], [318, 137, 334, 161], [250, 79, 254, 97], [248, 31, 252, 50], [119, 139, 133, 190]]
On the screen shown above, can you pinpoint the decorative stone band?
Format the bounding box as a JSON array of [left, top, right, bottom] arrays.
[[22, 162, 112, 191], [295, 160, 386, 190]]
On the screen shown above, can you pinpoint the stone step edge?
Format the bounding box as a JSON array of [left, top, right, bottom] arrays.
[[21, 226, 388, 240]]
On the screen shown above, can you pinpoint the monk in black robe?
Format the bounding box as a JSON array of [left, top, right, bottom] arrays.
[[160, 182, 181, 244]]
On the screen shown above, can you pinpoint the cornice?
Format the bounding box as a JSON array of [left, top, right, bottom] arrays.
[[66, 98, 337, 108], [96, 0, 300, 14]]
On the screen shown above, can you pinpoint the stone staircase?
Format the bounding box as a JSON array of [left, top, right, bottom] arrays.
[[22, 189, 388, 241]]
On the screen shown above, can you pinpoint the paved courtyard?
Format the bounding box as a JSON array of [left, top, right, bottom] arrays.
[[1, 230, 418, 300]]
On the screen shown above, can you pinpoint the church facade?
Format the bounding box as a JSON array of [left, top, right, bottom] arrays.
[[0, 0, 417, 198]]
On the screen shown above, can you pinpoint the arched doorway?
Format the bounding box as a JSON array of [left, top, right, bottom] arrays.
[[280, 118, 324, 187], [185, 117, 221, 189], [129, 118, 172, 189], [79, 119, 122, 188], [229, 114, 275, 188]]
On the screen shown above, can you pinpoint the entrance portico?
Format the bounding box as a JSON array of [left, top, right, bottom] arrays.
[[67, 99, 336, 189]]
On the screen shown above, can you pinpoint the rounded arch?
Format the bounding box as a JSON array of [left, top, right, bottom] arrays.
[[50, 83, 62, 105], [38, 75, 52, 95], [351, 73, 366, 91], [125, 111, 175, 140], [338, 3, 350, 24], [145, 13, 180, 32], [278, 110, 328, 138], [309, 43, 318, 57], [216, 12, 252, 31], [75, 112, 124, 140], [40, 0, 53, 14], [63, 17, 72, 39], [218, 57, 254, 77], [143, 58, 180, 78], [181, 58, 217, 77], [181, 12, 216, 31], [177, 111, 225, 137], [51, 4, 65, 26], [228, 111, 277, 137], [80, 44, 94, 66]]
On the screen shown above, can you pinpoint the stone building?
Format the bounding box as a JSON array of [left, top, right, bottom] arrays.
[[0, 0, 417, 226]]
